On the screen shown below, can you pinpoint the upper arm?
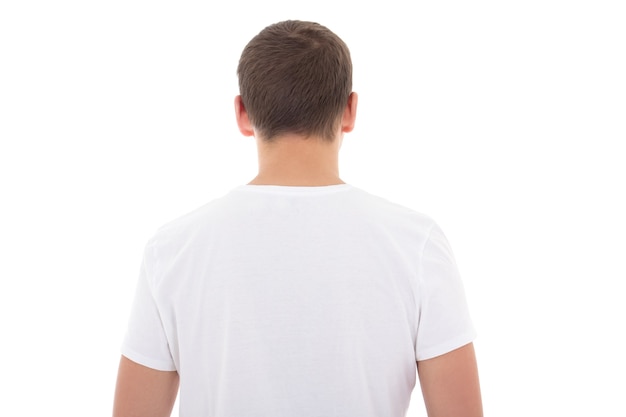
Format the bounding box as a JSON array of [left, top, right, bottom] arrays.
[[417, 343, 483, 417], [113, 355, 179, 417]]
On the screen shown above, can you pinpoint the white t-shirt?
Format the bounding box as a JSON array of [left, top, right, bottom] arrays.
[[122, 184, 476, 417]]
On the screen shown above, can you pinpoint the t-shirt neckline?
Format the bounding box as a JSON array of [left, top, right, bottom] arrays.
[[234, 183, 354, 195]]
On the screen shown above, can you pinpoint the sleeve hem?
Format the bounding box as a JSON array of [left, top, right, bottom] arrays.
[[416, 330, 477, 362], [121, 344, 177, 372]]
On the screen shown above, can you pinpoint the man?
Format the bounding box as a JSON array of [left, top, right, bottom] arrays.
[[114, 20, 483, 417]]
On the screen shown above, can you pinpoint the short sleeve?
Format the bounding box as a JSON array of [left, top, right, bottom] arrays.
[[415, 223, 477, 361], [120, 244, 177, 371]]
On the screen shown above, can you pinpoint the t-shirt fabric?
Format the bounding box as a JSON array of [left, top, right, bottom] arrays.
[[121, 184, 476, 417]]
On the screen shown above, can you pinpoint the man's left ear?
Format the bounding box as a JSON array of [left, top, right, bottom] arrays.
[[341, 92, 358, 133], [234, 95, 255, 137]]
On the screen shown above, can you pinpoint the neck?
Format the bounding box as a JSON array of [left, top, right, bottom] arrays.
[[249, 134, 343, 186]]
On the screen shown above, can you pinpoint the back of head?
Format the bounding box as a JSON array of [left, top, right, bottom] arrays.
[[237, 20, 352, 142]]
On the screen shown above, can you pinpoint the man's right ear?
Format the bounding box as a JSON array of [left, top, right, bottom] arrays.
[[341, 92, 358, 134], [234, 95, 255, 137]]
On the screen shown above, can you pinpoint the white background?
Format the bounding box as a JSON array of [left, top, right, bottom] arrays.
[[1, 0, 624, 415]]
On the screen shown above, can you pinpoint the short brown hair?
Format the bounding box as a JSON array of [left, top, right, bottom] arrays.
[[237, 20, 352, 142]]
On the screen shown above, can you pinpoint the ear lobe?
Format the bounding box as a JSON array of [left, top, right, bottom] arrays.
[[341, 92, 358, 133], [235, 95, 255, 137]]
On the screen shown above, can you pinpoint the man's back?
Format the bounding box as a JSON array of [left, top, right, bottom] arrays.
[[122, 184, 475, 416]]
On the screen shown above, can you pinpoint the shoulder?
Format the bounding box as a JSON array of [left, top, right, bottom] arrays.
[[146, 190, 239, 254], [349, 186, 437, 236]]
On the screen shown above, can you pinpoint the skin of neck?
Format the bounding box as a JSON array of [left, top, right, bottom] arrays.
[[250, 134, 344, 186], [235, 93, 358, 187]]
